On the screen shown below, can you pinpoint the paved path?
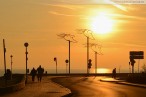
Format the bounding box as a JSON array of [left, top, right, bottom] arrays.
[[1, 76, 71, 97], [54, 76, 146, 97], [100, 77, 146, 88]]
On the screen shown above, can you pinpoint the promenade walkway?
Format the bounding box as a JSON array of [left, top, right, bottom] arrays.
[[0, 76, 71, 97]]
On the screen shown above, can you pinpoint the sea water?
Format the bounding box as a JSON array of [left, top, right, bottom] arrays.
[[0, 68, 128, 77]]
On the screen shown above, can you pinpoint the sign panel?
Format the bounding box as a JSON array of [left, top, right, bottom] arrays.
[[129, 51, 144, 59], [130, 51, 144, 56], [130, 55, 144, 59]]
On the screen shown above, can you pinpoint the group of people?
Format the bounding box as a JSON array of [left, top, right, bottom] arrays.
[[30, 65, 44, 82]]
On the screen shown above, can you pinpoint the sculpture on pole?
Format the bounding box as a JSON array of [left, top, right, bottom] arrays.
[[57, 33, 77, 74], [90, 43, 103, 74], [76, 29, 95, 74]]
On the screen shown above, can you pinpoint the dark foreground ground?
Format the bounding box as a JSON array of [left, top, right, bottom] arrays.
[[52, 76, 146, 97], [1, 73, 146, 97]]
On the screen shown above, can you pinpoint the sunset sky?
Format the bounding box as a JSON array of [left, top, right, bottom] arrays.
[[0, 0, 146, 73]]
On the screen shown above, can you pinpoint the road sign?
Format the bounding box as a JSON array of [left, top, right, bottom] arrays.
[[129, 51, 144, 59]]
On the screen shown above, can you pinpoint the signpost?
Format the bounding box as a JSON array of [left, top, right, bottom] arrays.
[[3, 39, 7, 75], [129, 51, 144, 73], [10, 55, 13, 79], [54, 57, 57, 74], [65, 59, 69, 74], [24, 42, 29, 83], [3, 39, 7, 85]]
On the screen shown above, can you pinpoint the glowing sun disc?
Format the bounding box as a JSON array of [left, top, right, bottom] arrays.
[[90, 13, 114, 35]]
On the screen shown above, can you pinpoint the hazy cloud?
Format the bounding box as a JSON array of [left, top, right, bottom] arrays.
[[108, 13, 146, 20], [46, 0, 113, 4], [104, 41, 146, 49], [46, 0, 146, 4], [47, 4, 83, 10], [48, 11, 76, 17]]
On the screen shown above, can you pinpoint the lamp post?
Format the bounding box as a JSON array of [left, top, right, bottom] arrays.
[[54, 57, 58, 74], [24, 42, 29, 83], [10, 55, 13, 79]]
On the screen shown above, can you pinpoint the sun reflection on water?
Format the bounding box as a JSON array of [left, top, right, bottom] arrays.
[[91, 68, 111, 73]]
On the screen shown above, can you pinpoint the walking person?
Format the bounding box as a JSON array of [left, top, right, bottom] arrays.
[[37, 65, 44, 82], [30, 67, 37, 82], [112, 68, 116, 79]]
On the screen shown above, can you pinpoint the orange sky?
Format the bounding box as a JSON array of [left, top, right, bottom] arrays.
[[0, 0, 146, 73]]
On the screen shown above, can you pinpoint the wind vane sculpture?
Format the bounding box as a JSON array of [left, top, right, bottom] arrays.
[[90, 43, 103, 74], [57, 33, 77, 43], [76, 29, 95, 74], [76, 29, 95, 40], [57, 33, 77, 74]]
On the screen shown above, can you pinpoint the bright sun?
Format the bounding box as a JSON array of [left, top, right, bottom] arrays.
[[90, 12, 115, 35]]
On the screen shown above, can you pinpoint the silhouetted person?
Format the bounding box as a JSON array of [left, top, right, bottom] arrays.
[[37, 65, 44, 82], [112, 68, 116, 79], [30, 67, 37, 82]]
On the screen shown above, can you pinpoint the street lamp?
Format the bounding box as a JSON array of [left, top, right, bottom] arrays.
[[24, 42, 29, 83], [10, 55, 13, 79]]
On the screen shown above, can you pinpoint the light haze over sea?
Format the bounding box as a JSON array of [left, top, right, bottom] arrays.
[[0, 68, 129, 77]]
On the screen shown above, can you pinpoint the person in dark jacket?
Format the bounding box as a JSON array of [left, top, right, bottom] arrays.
[[112, 68, 116, 79], [30, 67, 37, 82], [37, 65, 44, 82]]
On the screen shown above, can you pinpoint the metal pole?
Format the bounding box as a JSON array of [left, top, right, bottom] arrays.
[[3, 39, 6, 74], [26, 47, 28, 83], [87, 37, 89, 74], [138, 59, 140, 73], [54, 57, 57, 74], [3, 39, 7, 85], [119, 66, 121, 73], [56, 60, 57, 74], [66, 63, 67, 74], [10, 55, 13, 79], [69, 41, 70, 74], [95, 52, 97, 74], [132, 66, 134, 73], [24, 42, 29, 84], [129, 62, 131, 73]]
